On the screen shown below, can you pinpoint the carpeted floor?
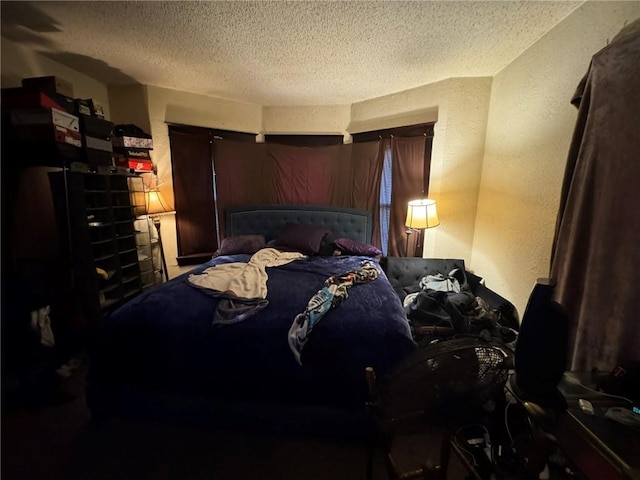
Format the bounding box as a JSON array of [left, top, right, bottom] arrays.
[[1, 361, 470, 480]]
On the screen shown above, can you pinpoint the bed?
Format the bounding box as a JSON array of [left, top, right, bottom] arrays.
[[86, 205, 416, 436]]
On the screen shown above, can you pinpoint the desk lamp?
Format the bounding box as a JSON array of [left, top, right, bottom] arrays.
[[405, 199, 439, 257]]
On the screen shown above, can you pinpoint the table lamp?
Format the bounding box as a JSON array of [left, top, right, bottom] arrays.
[[405, 199, 439, 257]]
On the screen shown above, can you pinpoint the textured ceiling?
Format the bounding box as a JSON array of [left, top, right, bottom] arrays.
[[1, 1, 582, 106]]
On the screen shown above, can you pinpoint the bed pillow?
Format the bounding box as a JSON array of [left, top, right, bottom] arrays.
[[273, 223, 330, 254], [214, 235, 266, 257], [333, 237, 382, 257], [317, 233, 340, 256]]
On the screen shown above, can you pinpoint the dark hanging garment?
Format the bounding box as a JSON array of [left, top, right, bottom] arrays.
[[550, 19, 640, 371]]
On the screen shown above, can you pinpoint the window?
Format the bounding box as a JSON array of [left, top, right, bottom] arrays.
[[379, 142, 393, 254], [167, 124, 256, 265], [352, 123, 435, 256]]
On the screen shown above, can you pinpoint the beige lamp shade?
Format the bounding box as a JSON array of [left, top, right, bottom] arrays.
[[146, 190, 174, 216], [405, 199, 439, 229]]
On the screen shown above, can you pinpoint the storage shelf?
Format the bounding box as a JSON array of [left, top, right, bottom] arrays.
[[91, 238, 113, 246], [94, 253, 117, 262], [99, 283, 120, 294], [123, 289, 142, 299], [39, 157, 155, 324], [100, 298, 120, 309], [122, 275, 141, 285]]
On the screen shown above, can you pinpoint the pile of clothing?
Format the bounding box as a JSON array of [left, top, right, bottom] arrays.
[[403, 268, 517, 348]]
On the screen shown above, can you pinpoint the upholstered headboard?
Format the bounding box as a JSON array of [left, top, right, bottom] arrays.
[[226, 204, 373, 243]]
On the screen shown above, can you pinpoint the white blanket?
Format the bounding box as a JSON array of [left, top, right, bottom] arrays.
[[187, 248, 306, 299]]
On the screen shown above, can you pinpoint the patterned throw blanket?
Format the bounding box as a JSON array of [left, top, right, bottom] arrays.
[[188, 248, 306, 325], [288, 260, 379, 364]]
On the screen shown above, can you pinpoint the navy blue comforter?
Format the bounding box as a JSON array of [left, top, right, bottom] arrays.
[[91, 254, 416, 407]]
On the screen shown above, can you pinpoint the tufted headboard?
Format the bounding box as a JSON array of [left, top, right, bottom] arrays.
[[380, 257, 468, 299], [225, 204, 373, 243]]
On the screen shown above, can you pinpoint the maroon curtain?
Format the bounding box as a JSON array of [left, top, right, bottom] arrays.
[[388, 136, 426, 257], [550, 21, 640, 371], [169, 125, 256, 265], [268, 144, 341, 205], [213, 139, 273, 239], [350, 140, 384, 248], [168, 129, 217, 262], [209, 139, 385, 244]]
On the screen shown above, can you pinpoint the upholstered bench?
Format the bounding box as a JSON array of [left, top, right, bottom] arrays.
[[379, 256, 519, 331]]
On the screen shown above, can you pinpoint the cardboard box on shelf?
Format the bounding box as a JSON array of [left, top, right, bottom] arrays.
[[80, 115, 114, 139], [6, 141, 82, 168], [21, 76, 74, 98], [114, 154, 153, 172], [51, 93, 75, 114], [84, 136, 113, 152], [112, 136, 153, 149], [73, 98, 94, 117], [113, 147, 151, 159], [2, 87, 65, 111], [11, 123, 82, 147], [10, 107, 79, 132], [82, 148, 113, 166]]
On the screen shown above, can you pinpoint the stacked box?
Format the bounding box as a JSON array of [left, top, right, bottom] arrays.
[[1, 86, 83, 168], [79, 115, 114, 166], [2, 87, 67, 111], [22, 75, 74, 98], [9, 107, 81, 147], [112, 127, 154, 172]]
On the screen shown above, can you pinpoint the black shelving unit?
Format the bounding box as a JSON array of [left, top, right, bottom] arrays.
[[49, 171, 143, 325]]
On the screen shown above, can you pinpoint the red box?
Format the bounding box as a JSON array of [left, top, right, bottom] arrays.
[[114, 154, 153, 172], [2, 87, 65, 111]]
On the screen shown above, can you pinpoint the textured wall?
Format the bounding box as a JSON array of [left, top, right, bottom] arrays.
[[143, 86, 263, 278], [103, 85, 264, 278], [350, 78, 492, 262], [108, 85, 151, 135], [262, 105, 351, 136], [6, 1, 638, 308], [473, 1, 640, 316], [1, 37, 111, 119], [144, 84, 262, 194]]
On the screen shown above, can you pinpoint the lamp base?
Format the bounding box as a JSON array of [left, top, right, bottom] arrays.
[[152, 216, 170, 282], [405, 228, 413, 257]]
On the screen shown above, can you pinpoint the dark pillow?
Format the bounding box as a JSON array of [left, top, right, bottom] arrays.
[[214, 235, 265, 257], [317, 233, 339, 256], [273, 223, 329, 254], [265, 238, 298, 253], [333, 237, 382, 257]]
